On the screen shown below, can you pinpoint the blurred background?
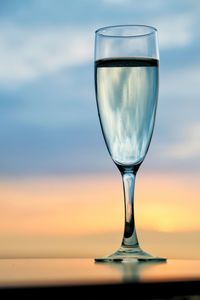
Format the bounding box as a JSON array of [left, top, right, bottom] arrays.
[[0, 0, 199, 259]]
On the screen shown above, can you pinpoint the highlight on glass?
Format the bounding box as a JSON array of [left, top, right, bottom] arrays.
[[94, 25, 166, 262]]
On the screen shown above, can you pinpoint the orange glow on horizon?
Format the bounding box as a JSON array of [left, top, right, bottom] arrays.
[[0, 173, 199, 234], [0, 173, 199, 258]]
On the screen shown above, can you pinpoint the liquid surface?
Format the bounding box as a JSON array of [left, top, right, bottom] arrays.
[[95, 58, 158, 166]]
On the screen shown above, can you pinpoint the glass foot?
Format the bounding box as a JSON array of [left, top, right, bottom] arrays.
[[95, 246, 166, 263]]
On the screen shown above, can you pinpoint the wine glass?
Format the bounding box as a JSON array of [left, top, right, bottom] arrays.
[[94, 25, 166, 262]]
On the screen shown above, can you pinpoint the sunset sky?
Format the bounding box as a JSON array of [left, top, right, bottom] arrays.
[[0, 0, 199, 259]]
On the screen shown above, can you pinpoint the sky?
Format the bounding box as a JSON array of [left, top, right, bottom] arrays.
[[0, 0, 200, 176], [0, 0, 199, 259]]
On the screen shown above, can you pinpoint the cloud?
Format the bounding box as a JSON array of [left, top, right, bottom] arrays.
[[0, 12, 195, 87], [153, 14, 195, 49], [165, 123, 200, 160], [0, 24, 92, 86], [101, 0, 166, 11], [161, 64, 200, 98], [101, 0, 130, 5]]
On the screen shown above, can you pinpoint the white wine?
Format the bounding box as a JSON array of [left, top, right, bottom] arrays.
[[95, 58, 158, 167]]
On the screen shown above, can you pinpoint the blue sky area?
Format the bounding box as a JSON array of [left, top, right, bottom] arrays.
[[0, 0, 200, 176]]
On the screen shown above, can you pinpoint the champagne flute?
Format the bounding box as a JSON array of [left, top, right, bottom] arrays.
[[94, 25, 166, 262]]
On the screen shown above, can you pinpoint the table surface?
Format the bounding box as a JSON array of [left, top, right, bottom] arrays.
[[0, 258, 200, 296], [0, 258, 199, 288]]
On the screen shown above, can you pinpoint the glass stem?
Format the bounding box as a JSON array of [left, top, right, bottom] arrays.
[[121, 170, 139, 249]]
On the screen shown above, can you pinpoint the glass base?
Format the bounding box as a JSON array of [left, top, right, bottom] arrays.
[[95, 246, 166, 263]]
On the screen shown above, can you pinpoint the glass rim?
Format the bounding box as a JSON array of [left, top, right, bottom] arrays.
[[95, 24, 157, 38]]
